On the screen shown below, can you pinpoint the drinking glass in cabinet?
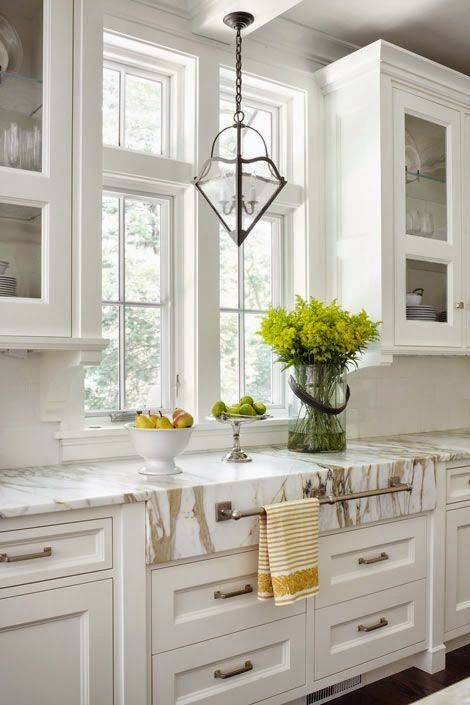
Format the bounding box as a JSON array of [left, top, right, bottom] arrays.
[[0, 202, 42, 299], [0, 2, 43, 172], [405, 114, 446, 241], [406, 259, 447, 323]]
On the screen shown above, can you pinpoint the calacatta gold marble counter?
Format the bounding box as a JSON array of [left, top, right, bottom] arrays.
[[2, 428, 470, 561]]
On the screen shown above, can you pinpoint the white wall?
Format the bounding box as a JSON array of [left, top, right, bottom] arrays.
[[348, 356, 470, 438], [0, 354, 60, 469]]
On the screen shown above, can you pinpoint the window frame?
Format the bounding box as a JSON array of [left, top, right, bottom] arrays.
[[103, 59, 171, 157]]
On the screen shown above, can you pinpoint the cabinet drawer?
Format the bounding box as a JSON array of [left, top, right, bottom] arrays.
[[315, 517, 427, 608], [151, 551, 305, 653], [153, 615, 306, 705], [315, 580, 426, 679], [0, 519, 112, 588], [447, 465, 470, 504]]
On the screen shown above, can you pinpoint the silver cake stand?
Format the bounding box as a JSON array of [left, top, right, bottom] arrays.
[[213, 412, 272, 463]]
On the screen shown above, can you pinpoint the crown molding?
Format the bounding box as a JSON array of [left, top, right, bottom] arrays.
[[129, 0, 357, 68]]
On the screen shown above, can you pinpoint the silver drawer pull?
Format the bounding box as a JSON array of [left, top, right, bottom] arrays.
[[0, 546, 52, 563], [358, 616, 388, 633], [214, 584, 253, 600], [214, 660, 253, 679], [358, 551, 389, 565]]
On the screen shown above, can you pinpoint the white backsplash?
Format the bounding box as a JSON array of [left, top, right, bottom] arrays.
[[347, 355, 470, 438], [0, 354, 470, 469]]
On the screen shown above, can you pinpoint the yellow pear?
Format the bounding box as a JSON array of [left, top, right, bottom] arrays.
[[155, 411, 174, 430], [135, 413, 155, 429]]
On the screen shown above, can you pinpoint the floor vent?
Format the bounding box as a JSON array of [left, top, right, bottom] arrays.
[[306, 675, 362, 704]]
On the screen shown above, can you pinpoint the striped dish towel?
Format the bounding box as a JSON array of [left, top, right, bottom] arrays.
[[257, 498, 319, 605]]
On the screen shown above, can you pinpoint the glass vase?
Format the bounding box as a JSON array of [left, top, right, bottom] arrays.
[[288, 364, 348, 453]]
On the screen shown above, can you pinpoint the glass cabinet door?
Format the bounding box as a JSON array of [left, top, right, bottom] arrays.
[[394, 89, 462, 347], [0, 0, 72, 336]]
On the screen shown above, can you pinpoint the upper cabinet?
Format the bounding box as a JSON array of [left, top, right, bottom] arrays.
[[0, 0, 72, 338], [316, 40, 470, 360]]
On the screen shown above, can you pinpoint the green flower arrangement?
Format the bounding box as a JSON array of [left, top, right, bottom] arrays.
[[258, 296, 380, 370], [258, 297, 380, 453]]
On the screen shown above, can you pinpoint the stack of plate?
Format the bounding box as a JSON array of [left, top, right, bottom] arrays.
[[406, 304, 437, 321], [0, 274, 17, 297]]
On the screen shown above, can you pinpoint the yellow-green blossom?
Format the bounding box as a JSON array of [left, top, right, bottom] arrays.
[[258, 296, 380, 369]]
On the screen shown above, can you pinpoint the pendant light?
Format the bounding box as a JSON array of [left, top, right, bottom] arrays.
[[193, 11, 287, 247]]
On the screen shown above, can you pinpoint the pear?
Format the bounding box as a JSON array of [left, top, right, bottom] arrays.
[[211, 400, 227, 417], [239, 395, 254, 407], [253, 402, 267, 416], [239, 403, 255, 416], [155, 411, 174, 430], [173, 409, 194, 428], [135, 413, 156, 429], [227, 404, 241, 416]]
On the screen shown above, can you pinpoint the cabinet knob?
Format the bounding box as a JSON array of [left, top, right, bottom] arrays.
[[456, 301, 465, 310]]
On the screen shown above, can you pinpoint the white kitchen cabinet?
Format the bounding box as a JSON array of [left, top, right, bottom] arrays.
[[0, 0, 73, 337], [445, 506, 470, 632], [0, 579, 113, 705], [316, 40, 470, 359]]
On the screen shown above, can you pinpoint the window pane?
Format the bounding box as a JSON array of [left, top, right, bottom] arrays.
[[125, 74, 162, 155], [219, 97, 273, 159], [124, 199, 161, 303], [244, 313, 272, 403], [103, 68, 120, 146], [0, 203, 42, 299], [220, 312, 239, 403], [220, 228, 238, 308], [85, 305, 119, 411], [243, 221, 272, 310], [102, 195, 119, 301], [124, 306, 161, 409]]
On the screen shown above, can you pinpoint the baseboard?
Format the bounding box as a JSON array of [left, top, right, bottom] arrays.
[[446, 632, 470, 653]]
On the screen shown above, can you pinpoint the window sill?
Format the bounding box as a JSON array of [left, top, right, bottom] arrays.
[[55, 417, 289, 463]]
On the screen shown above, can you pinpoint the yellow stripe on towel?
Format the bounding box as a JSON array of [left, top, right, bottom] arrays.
[[257, 498, 319, 605]]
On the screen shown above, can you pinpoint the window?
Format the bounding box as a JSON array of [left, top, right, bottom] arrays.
[[220, 216, 284, 406], [218, 88, 285, 407], [86, 193, 171, 413], [103, 62, 170, 156]]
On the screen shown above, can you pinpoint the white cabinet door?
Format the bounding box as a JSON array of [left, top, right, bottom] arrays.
[[0, 579, 113, 705], [394, 89, 462, 347], [0, 0, 72, 336], [446, 507, 470, 632]]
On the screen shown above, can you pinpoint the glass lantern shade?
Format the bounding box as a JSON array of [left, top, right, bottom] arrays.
[[194, 123, 287, 246]]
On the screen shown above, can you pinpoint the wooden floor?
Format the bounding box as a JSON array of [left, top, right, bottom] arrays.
[[331, 645, 470, 705]]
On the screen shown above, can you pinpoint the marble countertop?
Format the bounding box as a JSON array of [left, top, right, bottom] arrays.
[[411, 678, 470, 705], [0, 428, 469, 522]]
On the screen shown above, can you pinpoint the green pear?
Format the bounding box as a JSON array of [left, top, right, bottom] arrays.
[[253, 402, 267, 416], [211, 401, 227, 417], [239, 403, 255, 416], [227, 404, 241, 416], [239, 395, 254, 406]]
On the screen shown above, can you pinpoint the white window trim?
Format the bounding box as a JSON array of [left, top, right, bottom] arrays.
[[61, 10, 314, 460]]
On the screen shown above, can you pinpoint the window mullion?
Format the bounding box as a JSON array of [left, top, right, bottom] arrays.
[[119, 197, 126, 410], [238, 245, 245, 399]]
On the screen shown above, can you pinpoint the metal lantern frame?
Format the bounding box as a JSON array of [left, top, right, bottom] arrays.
[[193, 11, 287, 247]]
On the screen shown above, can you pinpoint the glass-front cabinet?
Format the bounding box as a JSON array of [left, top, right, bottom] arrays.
[[0, 0, 72, 337], [394, 90, 462, 347]]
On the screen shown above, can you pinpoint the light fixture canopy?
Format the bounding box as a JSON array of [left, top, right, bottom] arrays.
[[193, 11, 287, 247]]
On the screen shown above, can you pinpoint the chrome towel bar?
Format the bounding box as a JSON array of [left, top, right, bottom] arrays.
[[215, 481, 412, 522]]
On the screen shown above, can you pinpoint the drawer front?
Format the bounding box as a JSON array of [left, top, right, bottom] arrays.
[[151, 551, 305, 653], [447, 465, 470, 504], [316, 517, 427, 608], [0, 519, 112, 588], [153, 615, 306, 705], [315, 580, 426, 679]]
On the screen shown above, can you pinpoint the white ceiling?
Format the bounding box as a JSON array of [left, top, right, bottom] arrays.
[[282, 0, 470, 75]]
